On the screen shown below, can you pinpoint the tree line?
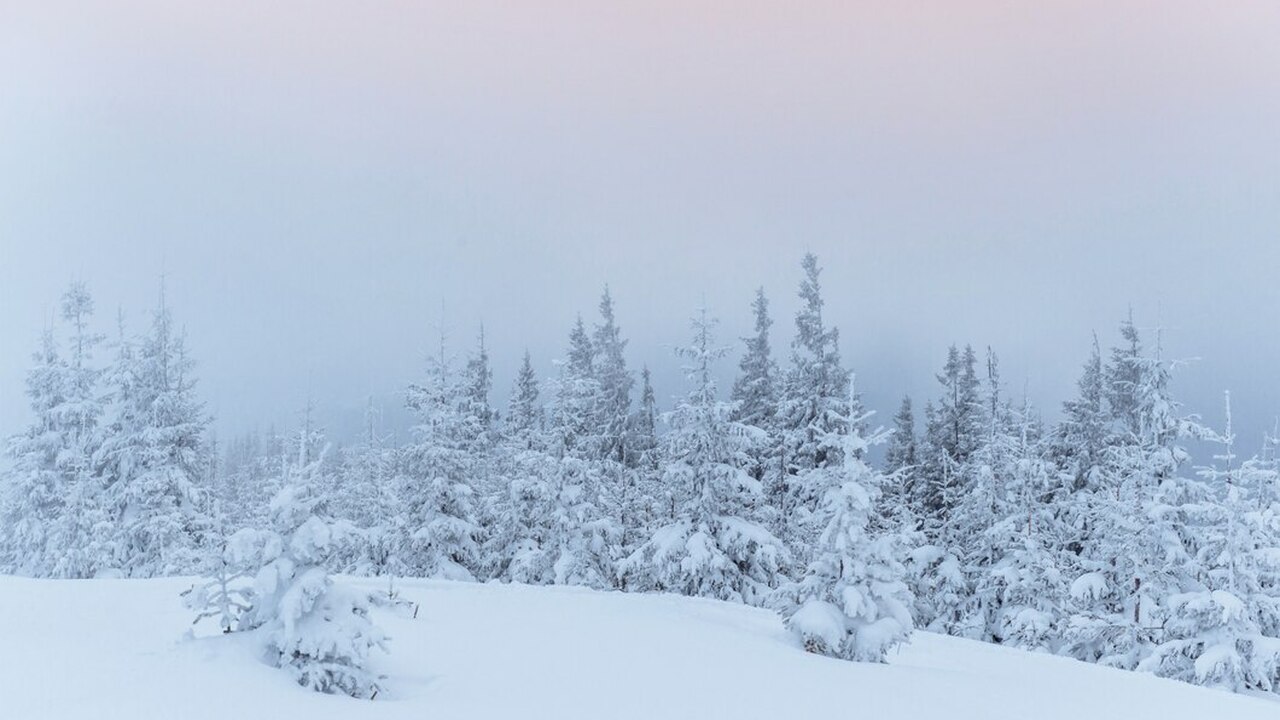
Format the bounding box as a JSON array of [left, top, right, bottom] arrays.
[[3, 255, 1279, 697]]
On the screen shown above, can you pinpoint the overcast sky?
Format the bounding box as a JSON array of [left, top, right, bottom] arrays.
[[2, 1, 1279, 447]]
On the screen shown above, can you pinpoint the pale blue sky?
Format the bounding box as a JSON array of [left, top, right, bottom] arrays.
[[2, 1, 1278, 445]]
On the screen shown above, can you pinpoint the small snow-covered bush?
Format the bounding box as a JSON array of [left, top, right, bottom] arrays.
[[244, 484, 387, 698], [186, 434, 388, 698]]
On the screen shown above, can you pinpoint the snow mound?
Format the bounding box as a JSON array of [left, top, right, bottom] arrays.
[[0, 575, 1277, 719]]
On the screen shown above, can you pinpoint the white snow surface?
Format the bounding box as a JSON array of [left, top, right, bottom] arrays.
[[1, 575, 1277, 719]]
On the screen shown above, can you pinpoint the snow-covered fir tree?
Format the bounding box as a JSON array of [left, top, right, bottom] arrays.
[[943, 349, 1016, 640], [907, 345, 984, 633], [776, 254, 854, 558], [1052, 335, 1108, 494], [460, 327, 501, 569], [627, 365, 663, 529], [918, 344, 983, 538], [49, 283, 110, 577], [619, 306, 788, 605], [592, 287, 633, 466], [487, 351, 559, 583], [591, 289, 653, 558], [1, 283, 112, 577], [2, 327, 69, 575], [97, 287, 214, 577], [981, 404, 1069, 651], [331, 399, 403, 577], [1139, 392, 1280, 691], [541, 317, 617, 587], [397, 337, 482, 580], [782, 384, 914, 662], [1063, 323, 1207, 670], [881, 395, 919, 532], [731, 287, 780, 486]]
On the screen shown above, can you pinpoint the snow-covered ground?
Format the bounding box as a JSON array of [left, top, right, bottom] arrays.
[[0, 575, 1275, 720]]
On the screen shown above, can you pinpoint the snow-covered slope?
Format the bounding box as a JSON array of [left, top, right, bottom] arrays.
[[0, 575, 1275, 720]]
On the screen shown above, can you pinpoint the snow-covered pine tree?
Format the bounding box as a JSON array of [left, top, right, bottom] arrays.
[[1244, 443, 1280, 642], [234, 426, 387, 698], [776, 254, 853, 559], [593, 287, 633, 466], [1, 327, 68, 575], [1049, 334, 1111, 585], [1, 283, 111, 577], [487, 351, 559, 584], [907, 345, 983, 632], [884, 396, 917, 478], [628, 365, 662, 529], [918, 344, 983, 537], [731, 287, 780, 483], [945, 347, 1017, 641], [782, 383, 914, 662], [539, 318, 618, 588], [881, 395, 919, 533], [97, 286, 214, 577], [619, 306, 788, 605], [397, 336, 482, 580], [1052, 335, 1108, 494], [1105, 312, 1144, 440], [507, 351, 543, 447], [49, 283, 110, 578], [460, 327, 500, 569], [592, 289, 650, 558], [332, 399, 403, 577], [1139, 392, 1280, 691], [217, 429, 283, 532], [1062, 322, 1206, 670], [983, 402, 1069, 651]]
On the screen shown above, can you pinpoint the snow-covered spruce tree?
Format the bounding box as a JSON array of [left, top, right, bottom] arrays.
[[487, 351, 560, 584], [1, 327, 68, 575], [397, 337, 482, 580], [918, 344, 983, 539], [906, 345, 983, 632], [97, 288, 214, 577], [1244, 447, 1280, 641], [526, 317, 616, 588], [332, 400, 403, 578], [1, 283, 111, 577], [1047, 334, 1112, 594], [619, 306, 788, 605], [235, 426, 387, 698], [507, 351, 544, 446], [880, 395, 920, 534], [460, 327, 501, 570], [782, 383, 914, 662], [217, 429, 286, 533], [1105, 312, 1144, 440], [982, 405, 1070, 651], [1052, 335, 1109, 494], [591, 288, 652, 559], [627, 365, 663, 530], [1138, 392, 1280, 691], [775, 254, 854, 559], [943, 348, 1017, 641], [1062, 323, 1207, 670], [731, 287, 780, 487], [49, 283, 110, 577], [592, 287, 634, 466]]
